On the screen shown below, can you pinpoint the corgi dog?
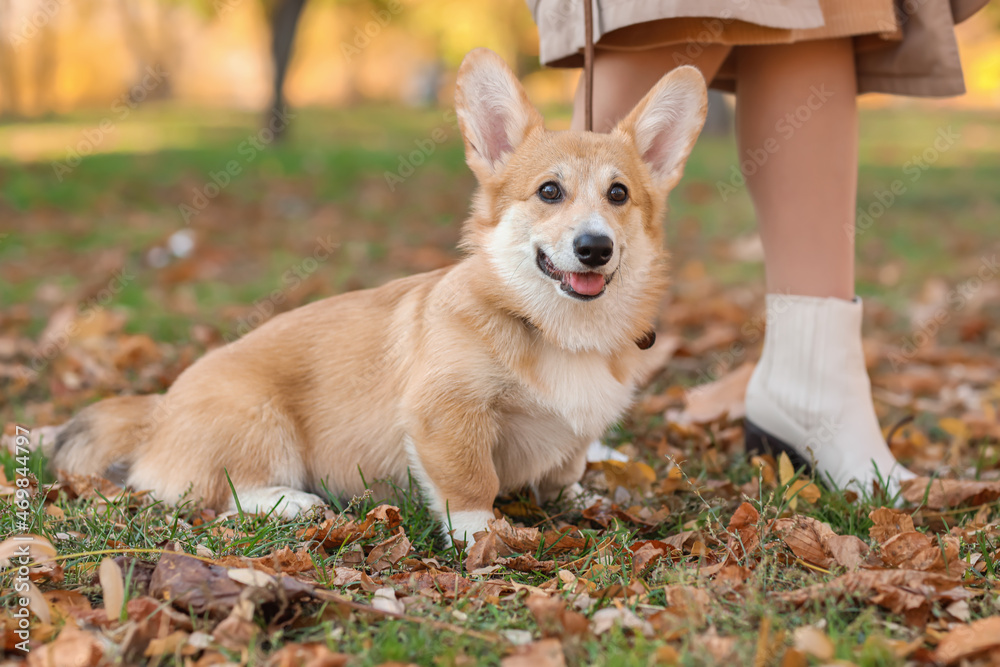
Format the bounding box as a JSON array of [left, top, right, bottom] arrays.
[[48, 49, 707, 544]]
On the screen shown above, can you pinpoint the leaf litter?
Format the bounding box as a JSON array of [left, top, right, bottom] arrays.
[[2, 240, 999, 665]]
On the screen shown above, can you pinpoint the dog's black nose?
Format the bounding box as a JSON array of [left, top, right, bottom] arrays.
[[573, 234, 613, 267]]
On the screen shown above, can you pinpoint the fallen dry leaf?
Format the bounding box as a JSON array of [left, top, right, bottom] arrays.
[[25, 620, 103, 667], [465, 530, 509, 571], [753, 616, 785, 667], [150, 551, 243, 616], [484, 517, 588, 555], [214, 546, 315, 575], [371, 587, 405, 615], [330, 567, 363, 587], [143, 630, 188, 658], [778, 453, 821, 510], [591, 606, 653, 637], [0, 534, 57, 569], [680, 362, 754, 423], [43, 590, 92, 624], [497, 554, 560, 574], [692, 628, 738, 662], [869, 508, 916, 544], [932, 616, 1000, 664], [662, 585, 711, 626], [879, 532, 963, 573], [387, 571, 473, 598], [212, 593, 257, 651], [501, 637, 566, 667], [98, 557, 125, 621], [25, 579, 52, 625], [792, 626, 834, 661], [113, 333, 161, 370], [524, 594, 589, 638], [779, 648, 808, 667], [726, 501, 762, 561], [582, 502, 671, 530], [365, 529, 411, 571], [227, 568, 276, 588], [775, 568, 973, 626], [297, 504, 402, 549], [650, 644, 681, 665], [775, 515, 868, 570], [601, 459, 656, 495], [680, 323, 740, 357], [266, 642, 352, 667], [630, 540, 680, 574], [901, 477, 1000, 509]]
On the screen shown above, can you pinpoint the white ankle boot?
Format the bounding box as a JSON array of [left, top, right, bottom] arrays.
[[744, 294, 915, 495]]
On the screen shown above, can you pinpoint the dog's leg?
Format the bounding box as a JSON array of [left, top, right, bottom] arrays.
[[127, 390, 317, 516], [586, 439, 629, 463], [232, 486, 326, 519], [534, 447, 602, 507], [404, 412, 500, 547]]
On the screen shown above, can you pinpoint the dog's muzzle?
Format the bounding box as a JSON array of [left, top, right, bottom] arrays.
[[536, 248, 614, 301]]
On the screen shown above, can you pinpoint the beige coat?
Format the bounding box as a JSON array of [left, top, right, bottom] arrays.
[[529, 0, 989, 96]]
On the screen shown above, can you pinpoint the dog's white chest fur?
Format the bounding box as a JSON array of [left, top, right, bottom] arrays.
[[492, 346, 635, 492], [528, 347, 634, 437]]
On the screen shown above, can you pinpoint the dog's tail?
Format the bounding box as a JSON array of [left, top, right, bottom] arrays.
[[45, 395, 162, 483]]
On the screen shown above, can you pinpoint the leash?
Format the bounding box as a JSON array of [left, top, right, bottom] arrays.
[[581, 0, 656, 350], [583, 0, 594, 131]]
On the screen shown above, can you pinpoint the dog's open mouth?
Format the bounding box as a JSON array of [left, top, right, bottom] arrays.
[[536, 249, 613, 301]]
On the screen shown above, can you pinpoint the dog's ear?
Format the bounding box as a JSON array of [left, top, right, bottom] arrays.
[[455, 48, 543, 179], [615, 66, 708, 192]]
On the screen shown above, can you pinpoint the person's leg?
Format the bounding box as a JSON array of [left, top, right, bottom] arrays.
[[572, 44, 732, 132], [736, 38, 855, 299], [736, 39, 913, 493]]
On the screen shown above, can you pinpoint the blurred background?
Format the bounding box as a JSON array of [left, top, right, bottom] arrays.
[[1, 0, 999, 440]]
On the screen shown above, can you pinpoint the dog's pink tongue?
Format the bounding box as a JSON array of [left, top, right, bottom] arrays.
[[568, 272, 605, 296]]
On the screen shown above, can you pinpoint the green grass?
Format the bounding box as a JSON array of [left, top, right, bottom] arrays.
[[2, 104, 999, 336], [1, 102, 999, 665], [3, 451, 991, 666]]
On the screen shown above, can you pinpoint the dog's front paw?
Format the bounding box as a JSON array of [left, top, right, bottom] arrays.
[[586, 439, 629, 463], [443, 510, 495, 550], [562, 482, 609, 509], [237, 486, 326, 519]]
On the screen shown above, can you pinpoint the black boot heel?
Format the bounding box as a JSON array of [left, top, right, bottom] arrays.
[[744, 419, 815, 476]]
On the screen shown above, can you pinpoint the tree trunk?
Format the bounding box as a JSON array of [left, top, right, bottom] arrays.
[[116, 0, 173, 102], [266, 0, 307, 140], [0, 0, 21, 118], [33, 18, 57, 115]]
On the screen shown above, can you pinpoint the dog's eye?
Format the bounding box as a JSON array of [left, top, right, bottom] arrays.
[[538, 182, 562, 202], [608, 183, 629, 205]]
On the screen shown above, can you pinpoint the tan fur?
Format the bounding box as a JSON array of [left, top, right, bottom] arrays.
[[49, 49, 707, 542]]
